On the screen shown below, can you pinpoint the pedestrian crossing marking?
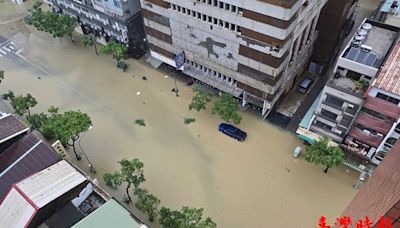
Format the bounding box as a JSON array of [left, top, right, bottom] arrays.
[[8, 45, 14, 50], [0, 50, 6, 55]]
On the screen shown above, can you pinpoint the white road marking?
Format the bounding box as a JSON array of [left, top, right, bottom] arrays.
[[3, 47, 10, 52], [0, 50, 6, 55], [8, 45, 15, 50]]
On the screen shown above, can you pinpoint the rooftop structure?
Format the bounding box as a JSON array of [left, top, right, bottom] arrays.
[[0, 114, 29, 145], [0, 160, 87, 227], [72, 199, 147, 228], [373, 39, 400, 95], [372, 0, 400, 27], [341, 140, 400, 226], [0, 133, 60, 199]]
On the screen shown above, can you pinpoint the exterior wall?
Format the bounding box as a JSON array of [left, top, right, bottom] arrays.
[[311, 0, 356, 67], [52, 0, 144, 46], [341, 141, 400, 226], [310, 85, 363, 142], [335, 57, 378, 77], [141, 0, 327, 115]]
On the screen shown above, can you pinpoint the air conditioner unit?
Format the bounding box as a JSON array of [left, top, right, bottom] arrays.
[[333, 129, 343, 135], [363, 129, 371, 135], [348, 104, 354, 108], [361, 44, 373, 52]]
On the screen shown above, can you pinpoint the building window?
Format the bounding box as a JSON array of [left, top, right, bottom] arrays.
[[376, 92, 400, 105], [315, 121, 332, 131], [113, 0, 120, 8], [321, 109, 338, 121], [361, 107, 386, 120], [324, 95, 344, 109]]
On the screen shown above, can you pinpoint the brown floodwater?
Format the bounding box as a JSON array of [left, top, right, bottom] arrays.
[[0, 25, 360, 227]]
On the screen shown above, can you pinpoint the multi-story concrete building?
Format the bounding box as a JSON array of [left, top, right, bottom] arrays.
[[342, 38, 400, 166], [308, 19, 399, 143], [50, 0, 145, 56], [141, 0, 327, 117], [311, 0, 358, 70]]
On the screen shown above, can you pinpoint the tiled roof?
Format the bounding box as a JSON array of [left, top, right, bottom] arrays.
[[0, 133, 60, 200], [0, 115, 29, 143], [374, 39, 400, 95]]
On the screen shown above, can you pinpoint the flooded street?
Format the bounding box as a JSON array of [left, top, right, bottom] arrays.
[[0, 26, 359, 227]]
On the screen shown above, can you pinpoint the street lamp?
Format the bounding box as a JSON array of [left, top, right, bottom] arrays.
[[78, 126, 96, 173]]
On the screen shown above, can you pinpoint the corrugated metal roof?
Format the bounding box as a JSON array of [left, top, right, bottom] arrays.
[[0, 115, 29, 144], [374, 40, 400, 95], [0, 188, 36, 228], [0, 133, 60, 200], [0, 160, 87, 228], [72, 199, 141, 228], [17, 160, 87, 208]]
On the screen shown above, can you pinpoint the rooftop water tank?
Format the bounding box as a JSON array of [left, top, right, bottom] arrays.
[[358, 29, 368, 36], [362, 23, 372, 31]]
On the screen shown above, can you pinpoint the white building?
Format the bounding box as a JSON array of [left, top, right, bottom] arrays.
[[141, 0, 327, 117]]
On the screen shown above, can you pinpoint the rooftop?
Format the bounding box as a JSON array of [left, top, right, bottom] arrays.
[[373, 39, 400, 95], [0, 114, 29, 144], [72, 199, 145, 228], [342, 20, 398, 67], [328, 76, 366, 96], [0, 133, 60, 200], [0, 160, 87, 228]]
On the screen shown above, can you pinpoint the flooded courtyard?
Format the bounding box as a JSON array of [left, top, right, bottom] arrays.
[[0, 24, 359, 227]]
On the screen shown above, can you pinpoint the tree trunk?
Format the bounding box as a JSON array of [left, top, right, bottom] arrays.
[[126, 183, 132, 202], [70, 139, 81, 160], [324, 166, 329, 173], [27, 109, 31, 117], [94, 44, 98, 55]]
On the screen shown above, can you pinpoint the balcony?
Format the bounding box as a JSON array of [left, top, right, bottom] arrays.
[[355, 112, 392, 134], [348, 127, 383, 148], [322, 100, 343, 111], [364, 96, 400, 120], [339, 114, 353, 128], [340, 143, 372, 161]]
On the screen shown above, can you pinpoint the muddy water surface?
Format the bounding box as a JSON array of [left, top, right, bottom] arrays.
[[0, 28, 359, 227]]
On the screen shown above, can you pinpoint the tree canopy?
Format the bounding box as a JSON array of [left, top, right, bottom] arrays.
[[212, 93, 242, 124], [103, 158, 145, 202], [26, 108, 91, 160], [81, 34, 98, 55], [2, 91, 37, 117], [27, 2, 77, 40], [159, 206, 217, 228], [100, 42, 128, 64], [303, 137, 344, 173], [189, 89, 213, 112], [134, 188, 161, 222]]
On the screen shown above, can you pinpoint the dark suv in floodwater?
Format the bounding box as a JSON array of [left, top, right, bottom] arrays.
[[218, 123, 247, 142]]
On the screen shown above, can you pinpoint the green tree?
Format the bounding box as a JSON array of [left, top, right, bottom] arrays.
[[27, 2, 77, 41], [159, 207, 216, 228], [0, 70, 4, 84], [189, 89, 212, 111], [303, 137, 344, 173], [100, 42, 128, 64], [56, 14, 77, 41], [134, 188, 160, 222], [212, 93, 242, 124], [46, 110, 92, 160], [103, 159, 145, 203], [2, 91, 37, 117], [81, 34, 98, 55]]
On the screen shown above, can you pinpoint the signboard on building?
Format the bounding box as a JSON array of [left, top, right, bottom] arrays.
[[175, 52, 185, 70]]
